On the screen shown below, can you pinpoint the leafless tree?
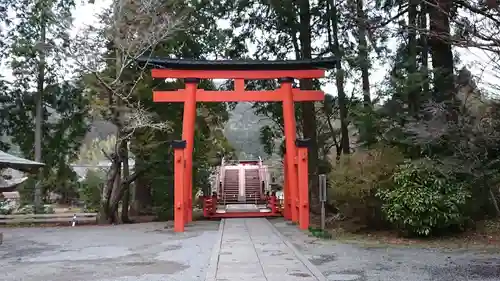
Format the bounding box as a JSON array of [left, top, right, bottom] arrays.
[[64, 0, 184, 223]]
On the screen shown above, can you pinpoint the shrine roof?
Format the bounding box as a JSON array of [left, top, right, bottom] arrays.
[[137, 57, 336, 71]]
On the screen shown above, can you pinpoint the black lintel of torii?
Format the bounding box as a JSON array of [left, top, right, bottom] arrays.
[[136, 57, 336, 71]]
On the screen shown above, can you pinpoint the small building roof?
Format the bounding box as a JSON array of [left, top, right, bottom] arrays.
[[0, 150, 45, 173], [0, 176, 28, 192]]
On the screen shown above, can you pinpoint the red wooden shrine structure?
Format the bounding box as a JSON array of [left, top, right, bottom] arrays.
[[140, 57, 335, 232]]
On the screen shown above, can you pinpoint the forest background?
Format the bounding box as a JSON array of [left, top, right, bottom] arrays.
[[0, 0, 500, 237]]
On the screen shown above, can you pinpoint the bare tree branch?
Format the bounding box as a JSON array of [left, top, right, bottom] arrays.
[[58, 0, 185, 137]]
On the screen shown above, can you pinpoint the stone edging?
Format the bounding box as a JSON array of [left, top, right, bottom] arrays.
[[204, 219, 225, 281]]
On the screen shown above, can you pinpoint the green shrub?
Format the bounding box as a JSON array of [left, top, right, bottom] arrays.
[[44, 205, 55, 214], [151, 175, 174, 221], [15, 205, 33, 214], [16, 204, 55, 214], [377, 159, 471, 237], [79, 169, 105, 211], [328, 146, 404, 231], [0, 200, 14, 215]]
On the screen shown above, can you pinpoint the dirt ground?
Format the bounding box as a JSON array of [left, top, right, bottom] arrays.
[[322, 219, 500, 249], [271, 218, 500, 281]]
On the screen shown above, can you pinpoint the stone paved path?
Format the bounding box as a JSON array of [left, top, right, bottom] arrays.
[[207, 218, 325, 281]]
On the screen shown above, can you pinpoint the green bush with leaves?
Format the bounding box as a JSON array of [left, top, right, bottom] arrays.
[[0, 200, 14, 215], [79, 169, 106, 212], [377, 160, 471, 237], [328, 146, 404, 231], [16, 204, 55, 214]]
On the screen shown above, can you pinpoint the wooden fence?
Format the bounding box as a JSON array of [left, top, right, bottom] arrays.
[[0, 213, 97, 224]]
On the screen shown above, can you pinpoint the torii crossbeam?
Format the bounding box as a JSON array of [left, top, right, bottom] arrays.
[[139, 57, 335, 232]]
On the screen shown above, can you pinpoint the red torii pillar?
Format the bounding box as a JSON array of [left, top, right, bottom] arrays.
[[151, 67, 325, 232], [280, 77, 299, 224], [296, 138, 310, 230], [283, 155, 291, 220], [171, 140, 186, 232], [182, 78, 198, 223]]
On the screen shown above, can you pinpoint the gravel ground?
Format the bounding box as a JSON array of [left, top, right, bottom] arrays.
[[271, 219, 500, 281], [0, 221, 220, 281]]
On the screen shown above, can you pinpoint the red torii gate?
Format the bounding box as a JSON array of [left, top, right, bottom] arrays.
[[140, 57, 335, 232]]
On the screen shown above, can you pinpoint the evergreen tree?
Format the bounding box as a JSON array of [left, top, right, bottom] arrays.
[[0, 0, 89, 209]]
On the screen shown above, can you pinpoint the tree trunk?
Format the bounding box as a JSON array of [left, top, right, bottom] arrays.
[[97, 161, 119, 224], [34, 4, 46, 214], [96, 0, 125, 224], [330, 0, 350, 155], [129, 154, 153, 215], [419, 1, 430, 98], [298, 0, 321, 213], [98, 156, 150, 224], [356, 0, 371, 107], [407, 0, 419, 114], [109, 161, 147, 219], [111, 159, 122, 223], [120, 140, 131, 222], [107, 0, 127, 224], [489, 187, 500, 217], [428, 0, 455, 103]]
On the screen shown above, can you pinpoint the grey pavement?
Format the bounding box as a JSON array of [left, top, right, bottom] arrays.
[[211, 218, 325, 281], [2, 218, 500, 281], [271, 219, 500, 281], [0, 221, 220, 281]]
